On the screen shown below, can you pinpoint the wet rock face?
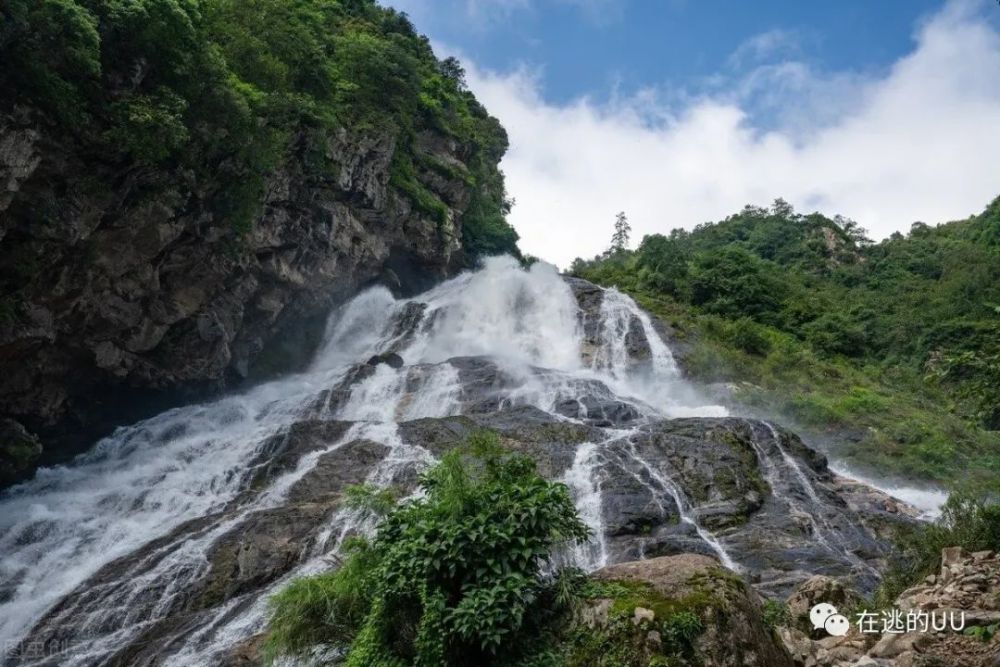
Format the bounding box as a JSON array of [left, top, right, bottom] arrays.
[[0, 110, 481, 486], [565, 276, 653, 365], [567, 418, 893, 597], [12, 406, 903, 666], [17, 435, 391, 667]]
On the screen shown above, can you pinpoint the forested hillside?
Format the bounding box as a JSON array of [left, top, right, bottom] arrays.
[[0, 0, 519, 255], [571, 197, 1000, 484]]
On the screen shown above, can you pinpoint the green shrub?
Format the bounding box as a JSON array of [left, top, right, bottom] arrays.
[[265, 536, 380, 659], [659, 610, 702, 652], [835, 387, 888, 416], [0, 0, 101, 123], [802, 312, 867, 357], [933, 348, 1000, 429], [728, 317, 771, 356], [106, 88, 190, 162], [761, 599, 790, 630], [265, 430, 589, 666], [688, 246, 786, 322]]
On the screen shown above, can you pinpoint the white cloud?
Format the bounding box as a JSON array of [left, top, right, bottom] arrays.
[[727, 28, 802, 69], [458, 0, 1000, 268]]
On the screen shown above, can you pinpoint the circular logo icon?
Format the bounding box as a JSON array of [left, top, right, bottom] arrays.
[[824, 613, 850, 637], [809, 603, 839, 631]]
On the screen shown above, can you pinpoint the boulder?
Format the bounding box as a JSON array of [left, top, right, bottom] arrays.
[[589, 554, 796, 667], [786, 575, 867, 632], [366, 352, 405, 369]]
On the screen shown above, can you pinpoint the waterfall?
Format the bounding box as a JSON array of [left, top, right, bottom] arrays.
[[160, 423, 434, 667], [620, 439, 741, 572], [1, 255, 845, 666], [561, 441, 609, 571], [746, 421, 880, 578]]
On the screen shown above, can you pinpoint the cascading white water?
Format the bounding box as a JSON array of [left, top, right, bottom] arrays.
[[561, 441, 609, 571], [590, 289, 637, 380], [747, 423, 843, 561], [160, 423, 435, 666], [0, 256, 746, 665], [761, 421, 824, 506]]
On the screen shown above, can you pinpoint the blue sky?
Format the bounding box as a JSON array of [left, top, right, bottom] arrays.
[[387, 0, 1000, 267], [396, 0, 945, 104]]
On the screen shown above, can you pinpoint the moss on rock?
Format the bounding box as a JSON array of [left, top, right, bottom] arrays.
[[558, 555, 795, 667]]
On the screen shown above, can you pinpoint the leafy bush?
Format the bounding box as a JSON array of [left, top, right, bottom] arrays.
[[761, 600, 790, 630], [933, 348, 1000, 429], [659, 611, 702, 652], [688, 246, 786, 322], [727, 317, 771, 356], [106, 88, 190, 162], [802, 312, 867, 357], [0, 0, 101, 123], [265, 431, 589, 666]]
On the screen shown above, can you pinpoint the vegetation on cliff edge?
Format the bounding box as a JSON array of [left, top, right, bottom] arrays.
[[0, 0, 519, 258], [570, 197, 1000, 484]]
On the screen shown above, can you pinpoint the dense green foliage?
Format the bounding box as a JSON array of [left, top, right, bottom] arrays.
[[571, 197, 1000, 482], [265, 431, 589, 666], [0, 0, 518, 257]]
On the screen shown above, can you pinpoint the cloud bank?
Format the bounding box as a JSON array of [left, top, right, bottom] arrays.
[[459, 1, 1000, 267]]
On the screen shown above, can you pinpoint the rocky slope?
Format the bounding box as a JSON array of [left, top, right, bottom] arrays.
[[11, 408, 897, 666], [778, 547, 1000, 667]]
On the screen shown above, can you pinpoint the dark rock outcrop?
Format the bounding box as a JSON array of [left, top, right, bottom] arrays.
[[565, 276, 654, 366], [367, 352, 405, 369], [0, 417, 41, 487], [0, 109, 487, 485]]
